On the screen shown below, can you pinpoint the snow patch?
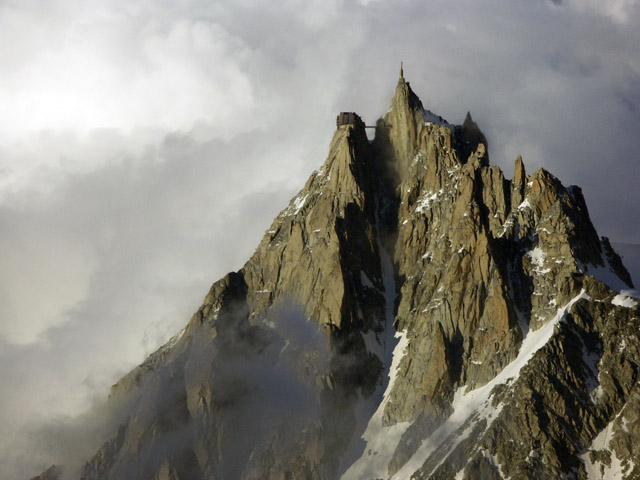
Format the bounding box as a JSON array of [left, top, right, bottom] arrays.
[[612, 290, 638, 308], [580, 247, 632, 292], [416, 190, 439, 213], [582, 261, 630, 292], [518, 198, 532, 210], [498, 216, 515, 238], [580, 416, 627, 480], [526, 246, 551, 274], [421, 108, 453, 130]]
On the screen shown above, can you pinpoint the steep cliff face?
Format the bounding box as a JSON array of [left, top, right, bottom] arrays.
[[71, 70, 639, 480]]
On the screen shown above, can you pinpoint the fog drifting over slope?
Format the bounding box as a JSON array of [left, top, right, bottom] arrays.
[[1, 0, 640, 477]]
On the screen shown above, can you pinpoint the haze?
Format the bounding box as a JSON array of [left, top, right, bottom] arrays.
[[1, 0, 639, 477]]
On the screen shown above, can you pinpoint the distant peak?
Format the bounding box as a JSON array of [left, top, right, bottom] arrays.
[[400, 61, 404, 80], [461, 110, 485, 142], [463, 111, 474, 128]]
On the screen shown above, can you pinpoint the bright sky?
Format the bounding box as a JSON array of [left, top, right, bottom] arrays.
[[1, 0, 639, 477]]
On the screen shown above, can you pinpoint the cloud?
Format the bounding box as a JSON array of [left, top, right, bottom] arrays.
[[1, 0, 640, 477], [0, 1, 255, 138], [0, 129, 304, 477], [10, 301, 332, 480], [181, 301, 331, 479], [558, 0, 640, 24]]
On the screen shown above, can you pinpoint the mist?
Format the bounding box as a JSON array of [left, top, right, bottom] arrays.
[[1, 0, 640, 477]]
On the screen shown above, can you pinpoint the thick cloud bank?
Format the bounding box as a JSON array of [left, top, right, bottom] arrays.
[[1, 0, 639, 477]]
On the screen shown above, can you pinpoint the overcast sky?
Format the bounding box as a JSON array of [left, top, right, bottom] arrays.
[[1, 0, 640, 477]]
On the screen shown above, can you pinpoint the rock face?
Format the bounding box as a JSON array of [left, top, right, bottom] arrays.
[[64, 70, 640, 480], [30, 465, 62, 480]]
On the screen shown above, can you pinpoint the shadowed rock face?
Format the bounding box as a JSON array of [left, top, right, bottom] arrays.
[[58, 71, 639, 480], [30, 465, 62, 480]]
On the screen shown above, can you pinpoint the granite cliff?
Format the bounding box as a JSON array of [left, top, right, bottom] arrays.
[[46, 69, 640, 480]]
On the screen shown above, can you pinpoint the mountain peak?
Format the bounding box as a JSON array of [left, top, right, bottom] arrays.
[[393, 67, 422, 110], [56, 71, 640, 480]]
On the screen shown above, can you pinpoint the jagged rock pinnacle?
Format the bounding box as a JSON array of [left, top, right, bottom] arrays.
[[514, 154, 526, 186], [512, 154, 527, 207], [459, 110, 488, 163]]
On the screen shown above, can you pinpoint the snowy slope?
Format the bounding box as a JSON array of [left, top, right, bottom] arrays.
[[614, 242, 640, 288]]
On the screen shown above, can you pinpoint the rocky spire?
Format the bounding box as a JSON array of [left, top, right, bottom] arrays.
[[459, 110, 488, 164], [514, 154, 526, 186], [512, 154, 526, 207], [386, 68, 427, 175]]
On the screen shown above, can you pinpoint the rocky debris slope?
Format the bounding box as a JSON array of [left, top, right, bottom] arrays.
[[57, 69, 639, 480]]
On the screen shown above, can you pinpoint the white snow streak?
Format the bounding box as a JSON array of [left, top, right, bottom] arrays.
[[291, 193, 308, 214], [392, 290, 588, 479], [341, 218, 410, 480], [580, 415, 627, 480], [341, 330, 411, 480]]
